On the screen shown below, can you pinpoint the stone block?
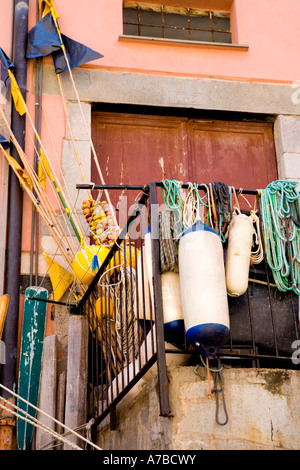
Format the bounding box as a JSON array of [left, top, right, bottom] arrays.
[[65, 102, 91, 142], [61, 138, 91, 207], [278, 152, 300, 184], [274, 115, 300, 156], [42, 67, 300, 116]]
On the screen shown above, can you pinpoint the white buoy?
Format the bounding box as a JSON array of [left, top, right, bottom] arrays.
[[138, 226, 185, 348], [179, 220, 230, 358], [225, 213, 254, 297], [161, 270, 185, 349]]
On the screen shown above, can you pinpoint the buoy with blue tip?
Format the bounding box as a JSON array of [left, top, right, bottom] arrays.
[[161, 270, 185, 349], [143, 225, 185, 349], [178, 219, 230, 358]]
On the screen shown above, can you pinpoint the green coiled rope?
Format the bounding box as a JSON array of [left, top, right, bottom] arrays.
[[160, 179, 183, 239], [159, 180, 183, 272], [259, 180, 300, 295]]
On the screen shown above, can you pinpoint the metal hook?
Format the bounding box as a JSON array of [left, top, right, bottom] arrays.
[[211, 359, 229, 426]]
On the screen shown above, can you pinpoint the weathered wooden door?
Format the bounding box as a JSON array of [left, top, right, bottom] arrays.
[[91, 112, 277, 208]]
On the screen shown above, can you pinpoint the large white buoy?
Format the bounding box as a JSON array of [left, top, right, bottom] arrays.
[[225, 213, 254, 297], [179, 220, 230, 358], [138, 226, 185, 348], [161, 270, 185, 349]]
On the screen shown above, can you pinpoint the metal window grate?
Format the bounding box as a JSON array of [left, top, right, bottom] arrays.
[[123, 3, 232, 43]]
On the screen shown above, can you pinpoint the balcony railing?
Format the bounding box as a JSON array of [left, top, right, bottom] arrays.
[[74, 181, 300, 433]]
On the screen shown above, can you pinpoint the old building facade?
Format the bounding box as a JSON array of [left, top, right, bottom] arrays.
[[0, 0, 300, 451]]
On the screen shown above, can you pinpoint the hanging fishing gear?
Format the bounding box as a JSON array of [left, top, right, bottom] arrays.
[[259, 180, 300, 295], [210, 182, 232, 243], [159, 180, 212, 273], [182, 182, 209, 229], [158, 180, 184, 273]]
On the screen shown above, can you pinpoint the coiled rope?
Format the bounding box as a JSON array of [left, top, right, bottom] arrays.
[[210, 182, 232, 243], [160, 179, 183, 236], [159, 209, 178, 272], [114, 266, 141, 363], [159, 180, 183, 272], [182, 183, 209, 229], [259, 180, 300, 294]]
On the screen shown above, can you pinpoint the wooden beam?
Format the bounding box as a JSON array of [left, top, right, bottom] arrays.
[[64, 315, 88, 450], [35, 335, 58, 450]]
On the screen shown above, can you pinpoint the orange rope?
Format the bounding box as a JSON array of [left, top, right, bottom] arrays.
[[231, 186, 240, 212], [209, 183, 218, 232]]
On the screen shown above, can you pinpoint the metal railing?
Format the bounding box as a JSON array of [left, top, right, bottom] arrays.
[[74, 182, 300, 432]]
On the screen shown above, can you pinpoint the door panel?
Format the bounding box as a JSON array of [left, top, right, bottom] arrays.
[[188, 121, 277, 190], [92, 113, 190, 184]]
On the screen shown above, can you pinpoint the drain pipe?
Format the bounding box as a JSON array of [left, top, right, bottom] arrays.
[[0, 0, 29, 450], [29, 0, 42, 286]]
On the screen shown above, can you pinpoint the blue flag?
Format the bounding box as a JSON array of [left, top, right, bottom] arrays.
[[0, 47, 15, 86], [0, 133, 9, 149], [26, 12, 103, 73], [26, 12, 61, 58], [52, 34, 103, 74]]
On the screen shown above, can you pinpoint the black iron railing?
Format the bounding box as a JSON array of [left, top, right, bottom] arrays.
[[74, 182, 300, 432]]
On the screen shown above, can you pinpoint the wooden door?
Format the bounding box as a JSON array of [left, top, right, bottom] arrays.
[[91, 112, 277, 210]]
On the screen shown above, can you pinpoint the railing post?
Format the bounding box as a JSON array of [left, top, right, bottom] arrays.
[[149, 182, 172, 417]]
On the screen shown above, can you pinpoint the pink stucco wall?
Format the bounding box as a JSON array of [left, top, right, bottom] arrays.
[[0, 0, 13, 220], [1, 0, 300, 254], [52, 0, 300, 83]]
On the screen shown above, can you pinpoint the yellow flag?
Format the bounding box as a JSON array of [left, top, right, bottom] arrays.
[[43, 252, 74, 301], [4, 150, 33, 190], [39, 148, 53, 180], [38, 153, 47, 190], [40, 0, 59, 20], [8, 70, 26, 116]]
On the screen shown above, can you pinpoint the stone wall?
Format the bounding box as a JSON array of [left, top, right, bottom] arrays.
[[95, 364, 300, 450]]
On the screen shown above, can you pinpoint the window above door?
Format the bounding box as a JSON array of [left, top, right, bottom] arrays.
[[123, 2, 232, 44]]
